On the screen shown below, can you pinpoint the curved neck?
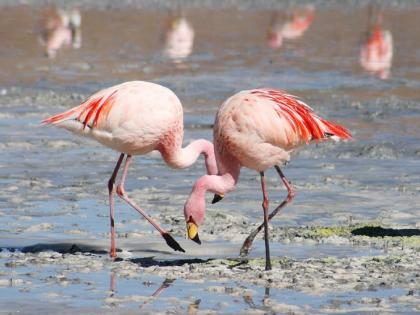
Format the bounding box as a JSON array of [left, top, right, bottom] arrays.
[[194, 161, 241, 196], [184, 160, 241, 226], [159, 139, 218, 175]]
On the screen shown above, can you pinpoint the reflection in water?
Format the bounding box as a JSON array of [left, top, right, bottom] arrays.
[[187, 299, 201, 315], [37, 7, 82, 58], [139, 278, 175, 310], [110, 271, 117, 296], [163, 14, 194, 63], [263, 286, 270, 306], [267, 5, 315, 49], [108, 271, 118, 308], [242, 284, 271, 311], [360, 7, 393, 79]]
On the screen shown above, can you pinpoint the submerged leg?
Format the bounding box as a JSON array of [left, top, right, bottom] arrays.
[[116, 155, 185, 253], [260, 171, 272, 271], [108, 153, 125, 258], [240, 165, 295, 257]]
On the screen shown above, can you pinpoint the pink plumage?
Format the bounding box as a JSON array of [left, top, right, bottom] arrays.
[[360, 25, 393, 79], [184, 88, 352, 270], [44, 81, 218, 257]]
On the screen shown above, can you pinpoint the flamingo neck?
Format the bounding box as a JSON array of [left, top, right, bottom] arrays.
[[159, 139, 218, 175], [184, 160, 241, 226]]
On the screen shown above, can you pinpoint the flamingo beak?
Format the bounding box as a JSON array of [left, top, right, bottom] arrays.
[[211, 193, 224, 204], [187, 222, 201, 245]]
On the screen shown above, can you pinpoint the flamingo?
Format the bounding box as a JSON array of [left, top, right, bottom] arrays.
[[183, 89, 352, 270], [360, 10, 393, 79], [267, 5, 315, 49], [43, 81, 218, 257], [38, 7, 82, 58], [163, 16, 194, 63], [280, 5, 315, 40]]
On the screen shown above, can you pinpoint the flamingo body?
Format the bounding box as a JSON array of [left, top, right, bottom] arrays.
[[360, 26, 393, 78], [164, 17, 194, 62], [280, 9, 314, 40], [214, 89, 351, 172], [44, 81, 185, 160], [44, 81, 218, 256]]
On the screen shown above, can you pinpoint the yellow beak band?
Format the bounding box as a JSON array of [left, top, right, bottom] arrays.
[[187, 222, 201, 245], [187, 222, 198, 239]]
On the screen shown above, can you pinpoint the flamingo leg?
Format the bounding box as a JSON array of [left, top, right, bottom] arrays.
[[260, 171, 272, 271], [108, 153, 125, 258], [240, 165, 295, 258], [116, 155, 185, 252]]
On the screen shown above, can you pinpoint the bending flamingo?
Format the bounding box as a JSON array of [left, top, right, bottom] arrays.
[[38, 7, 82, 58], [43, 81, 218, 257], [184, 89, 351, 270]]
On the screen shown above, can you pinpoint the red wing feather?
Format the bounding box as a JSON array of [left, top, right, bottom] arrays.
[[252, 89, 351, 142], [42, 89, 118, 129]]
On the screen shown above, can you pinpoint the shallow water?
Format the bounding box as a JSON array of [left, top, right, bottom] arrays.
[[0, 1, 419, 313]]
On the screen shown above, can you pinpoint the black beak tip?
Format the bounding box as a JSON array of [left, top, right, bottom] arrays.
[[211, 194, 224, 204], [191, 233, 201, 245], [162, 233, 186, 253]]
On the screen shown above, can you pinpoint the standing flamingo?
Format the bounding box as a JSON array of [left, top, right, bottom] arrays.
[[163, 15, 195, 63], [183, 89, 351, 270], [43, 81, 218, 257], [360, 9, 393, 79]]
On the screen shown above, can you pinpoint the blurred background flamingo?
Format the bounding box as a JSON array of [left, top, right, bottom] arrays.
[[163, 13, 194, 63], [184, 88, 351, 270], [43, 81, 218, 257], [360, 7, 393, 79], [267, 5, 315, 49], [37, 7, 82, 58]]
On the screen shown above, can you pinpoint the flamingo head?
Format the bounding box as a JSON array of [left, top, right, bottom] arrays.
[[183, 192, 206, 245]]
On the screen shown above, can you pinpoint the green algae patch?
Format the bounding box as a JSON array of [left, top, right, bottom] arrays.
[[287, 223, 420, 240], [310, 226, 352, 238], [280, 224, 420, 249], [289, 225, 357, 239]]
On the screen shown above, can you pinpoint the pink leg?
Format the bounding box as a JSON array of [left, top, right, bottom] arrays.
[[240, 165, 295, 257], [116, 155, 185, 252], [275, 165, 295, 203], [108, 153, 125, 258], [260, 171, 272, 271]]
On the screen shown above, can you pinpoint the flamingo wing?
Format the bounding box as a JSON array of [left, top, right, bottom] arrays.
[[42, 86, 119, 130], [251, 89, 352, 143]]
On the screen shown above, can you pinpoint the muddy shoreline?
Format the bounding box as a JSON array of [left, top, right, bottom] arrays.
[[1, 225, 419, 313]]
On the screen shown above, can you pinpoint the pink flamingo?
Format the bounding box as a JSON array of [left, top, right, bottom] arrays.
[[360, 11, 393, 79], [184, 89, 352, 270], [38, 7, 82, 58], [43, 81, 218, 257], [163, 16, 195, 63], [267, 5, 315, 49], [280, 5, 315, 40]]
